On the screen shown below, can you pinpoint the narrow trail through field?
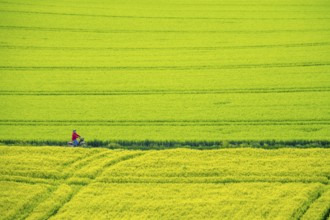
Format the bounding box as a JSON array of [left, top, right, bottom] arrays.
[[4, 150, 145, 220], [19, 151, 104, 219], [46, 152, 144, 219]]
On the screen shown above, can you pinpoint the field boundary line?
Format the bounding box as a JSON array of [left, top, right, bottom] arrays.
[[0, 62, 330, 71], [1, 25, 330, 34], [1, 139, 329, 149], [1, 119, 330, 126]]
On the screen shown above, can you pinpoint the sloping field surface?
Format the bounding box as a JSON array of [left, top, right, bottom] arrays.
[[0, 0, 329, 141], [0, 146, 329, 219]]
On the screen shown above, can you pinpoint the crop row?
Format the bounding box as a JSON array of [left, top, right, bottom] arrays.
[[1, 119, 329, 126], [1, 87, 329, 95]]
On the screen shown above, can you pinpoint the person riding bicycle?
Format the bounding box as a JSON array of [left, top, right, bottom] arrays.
[[72, 130, 81, 146]]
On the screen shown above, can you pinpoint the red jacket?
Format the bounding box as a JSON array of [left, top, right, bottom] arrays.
[[72, 133, 80, 141]]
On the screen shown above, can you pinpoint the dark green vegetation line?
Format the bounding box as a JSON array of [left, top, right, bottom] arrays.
[[1, 140, 329, 150]]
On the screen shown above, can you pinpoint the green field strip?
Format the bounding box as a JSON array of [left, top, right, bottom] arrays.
[[1, 7, 330, 21], [0, 1, 329, 7], [0, 124, 328, 141], [1, 42, 328, 56], [9, 9, 330, 21], [1, 68, 328, 93], [1, 0, 329, 12], [1, 92, 328, 123]]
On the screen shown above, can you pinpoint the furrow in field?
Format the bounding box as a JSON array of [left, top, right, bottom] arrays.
[[0, 174, 57, 185], [0, 9, 231, 21], [2, 42, 330, 51], [0, 87, 329, 95], [98, 176, 329, 184], [0, 62, 329, 71], [1, 9, 330, 21], [1, 25, 329, 34], [1, 119, 329, 126], [0, 0, 328, 9]]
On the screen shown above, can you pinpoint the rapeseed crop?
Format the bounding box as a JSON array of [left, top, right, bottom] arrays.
[[0, 147, 329, 219]]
